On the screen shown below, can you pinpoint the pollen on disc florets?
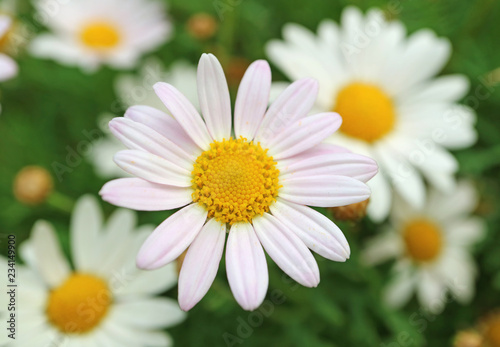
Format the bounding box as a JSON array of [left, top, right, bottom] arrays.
[[192, 137, 281, 225]]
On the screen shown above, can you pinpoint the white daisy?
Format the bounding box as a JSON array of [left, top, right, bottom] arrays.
[[0, 14, 18, 113], [90, 59, 198, 178], [30, 0, 172, 72], [266, 6, 477, 221], [0, 195, 185, 346], [362, 181, 485, 313], [100, 53, 378, 311]]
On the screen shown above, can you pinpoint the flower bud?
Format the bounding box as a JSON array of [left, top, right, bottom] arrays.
[[13, 166, 53, 205], [330, 199, 370, 221]]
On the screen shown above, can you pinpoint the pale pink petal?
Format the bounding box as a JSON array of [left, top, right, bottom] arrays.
[[226, 223, 268, 311], [280, 175, 371, 207], [154, 82, 212, 150], [266, 113, 342, 160], [278, 143, 351, 168], [280, 152, 378, 183], [253, 213, 319, 287], [197, 53, 232, 141], [114, 149, 191, 187], [270, 198, 349, 261], [255, 78, 318, 144], [109, 117, 194, 170], [124, 105, 200, 158], [100, 178, 193, 211], [178, 218, 226, 311], [234, 60, 271, 140], [31, 220, 71, 287], [136, 204, 208, 270]]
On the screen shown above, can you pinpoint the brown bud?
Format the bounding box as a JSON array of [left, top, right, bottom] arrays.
[[13, 166, 53, 205], [453, 330, 483, 347], [187, 13, 218, 40], [480, 312, 500, 347], [330, 199, 370, 221], [226, 57, 251, 88]]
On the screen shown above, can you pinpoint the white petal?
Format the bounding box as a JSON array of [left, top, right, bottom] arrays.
[[366, 169, 392, 222], [270, 198, 349, 261], [136, 204, 207, 270], [383, 262, 416, 308], [427, 180, 478, 220], [114, 149, 192, 187], [178, 218, 226, 311], [111, 297, 186, 329], [417, 269, 446, 313], [280, 175, 371, 207], [70, 195, 103, 272], [197, 53, 232, 141], [124, 105, 200, 157], [226, 222, 268, 311], [401, 75, 469, 105], [154, 82, 212, 150], [267, 113, 342, 160], [362, 232, 403, 266], [100, 178, 193, 211], [253, 213, 319, 287], [0, 54, 17, 82], [279, 152, 378, 183], [234, 60, 271, 140], [445, 217, 485, 247], [31, 220, 70, 287], [255, 78, 319, 144], [113, 262, 177, 296], [109, 117, 194, 170]]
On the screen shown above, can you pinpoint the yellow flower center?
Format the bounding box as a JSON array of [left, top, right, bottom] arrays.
[[192, 138, 281, 225], [484, 314, 500, 347], [46, 273, 112, 334], [334, 82, 396, 142], [80, 22, 121, 50], [403, 219, 443, 263]]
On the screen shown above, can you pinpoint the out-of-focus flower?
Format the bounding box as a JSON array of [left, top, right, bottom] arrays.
[[89, 60, 198, 179], [0, 195, 185, 346], [187, 13, 218, 40], [480, 311, 500, 347], [363, 181, 485, 313], [100, 53, 378, 311], [30, 0, 172, 72], [453, 330, 483, 347], [0, 14, 18, 114], [266, 6, 477, 222], [330, 198, 370, 221], [13, 166, 53, 205]]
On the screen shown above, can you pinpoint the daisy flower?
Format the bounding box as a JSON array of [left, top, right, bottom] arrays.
[[0, 14, 18, 113], [362, 181, 485, 313], [90, 59, 198, 178], [266, 6, 477, 221], [0, 195, 185, 346], [30, 0, 172, 72], [100, 53, 378, 311]]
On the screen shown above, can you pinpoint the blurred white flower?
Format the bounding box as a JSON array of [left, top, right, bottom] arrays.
[[89, 60, 198, 178], [362, 181, 485, 313], [0, 195, 185, 347], [30, 0, 172, 72], [267, 6, 477, 221], [0, 14, 19, 114]]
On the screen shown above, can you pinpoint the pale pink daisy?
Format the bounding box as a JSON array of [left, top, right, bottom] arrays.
[[100, 53, 378, 311]]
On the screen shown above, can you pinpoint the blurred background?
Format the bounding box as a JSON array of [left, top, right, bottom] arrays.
[[1, 0, 500, 346]]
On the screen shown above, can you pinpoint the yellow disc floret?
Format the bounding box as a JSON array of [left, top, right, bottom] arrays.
[[334, 82, 396, 143], [192, 138, 281, 225], [80, 22, 121, 50], [403, 218, 443, 263], [46, 273, 112, 334]]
